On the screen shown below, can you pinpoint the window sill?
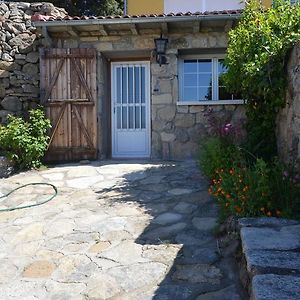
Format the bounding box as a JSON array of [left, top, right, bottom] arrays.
[[177, 100, 245, 106]]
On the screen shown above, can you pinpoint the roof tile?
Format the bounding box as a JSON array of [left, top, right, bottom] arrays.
[[31, 9, 242, 22]]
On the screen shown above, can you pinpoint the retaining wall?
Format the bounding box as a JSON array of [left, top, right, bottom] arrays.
[[277, 42, 300, 162], [0, 1, 66, 123]]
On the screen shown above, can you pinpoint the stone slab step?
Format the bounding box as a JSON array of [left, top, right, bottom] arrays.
[[239, 217, 300, 300], [245, 249, 300, 276], [251, 274, 300, 300]]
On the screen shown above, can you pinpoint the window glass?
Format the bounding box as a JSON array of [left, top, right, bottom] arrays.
[[141, 106, 146, 129], [198, 74, 212, 88], [122, 67, 127, 104], [117, 107, 121, 129], [218, 60, 240, 100], [116, 68, 121, 104], [134, 67, 140, 103], [198, 59, 212, 73], [184, 74, 197, 87], [135, 106, 140, 129], [199, 87, 212, 101], [128, 67, 134, 103], [180, 57, 240, 102], [129, 106, 134, 129], [141, 67, 146, 103], [122, 107, 127, 129], [184, 60, 197, 73], [183, 87, 197, 101], [218, 60, 231, 100]]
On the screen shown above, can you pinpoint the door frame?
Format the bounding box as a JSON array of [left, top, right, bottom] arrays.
[[111, 61, 151, 158]]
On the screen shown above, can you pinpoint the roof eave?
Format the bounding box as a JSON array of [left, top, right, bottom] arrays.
[[33, 14, 241, 28]]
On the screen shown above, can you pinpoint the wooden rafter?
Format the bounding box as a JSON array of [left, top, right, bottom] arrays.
[[129, 24, 139, 35], [193, 21, 201, 33], [161, 22, 169, 35], [99, 25, 108, 36]]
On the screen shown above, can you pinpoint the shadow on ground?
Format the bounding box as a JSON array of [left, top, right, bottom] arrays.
[[95, 160, 247, 300]]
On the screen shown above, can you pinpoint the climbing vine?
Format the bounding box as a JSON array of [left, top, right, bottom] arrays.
[[224, 0, 300, 158]]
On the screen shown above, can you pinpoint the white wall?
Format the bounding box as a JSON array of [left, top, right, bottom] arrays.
[[164, 0, 245, 14], [205, 0, 245, 12]]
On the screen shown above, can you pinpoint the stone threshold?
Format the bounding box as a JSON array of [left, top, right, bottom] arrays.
[[238, 217, 300, 300]]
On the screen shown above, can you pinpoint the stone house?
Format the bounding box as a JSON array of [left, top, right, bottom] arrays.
[[30, 1, 254, 161]]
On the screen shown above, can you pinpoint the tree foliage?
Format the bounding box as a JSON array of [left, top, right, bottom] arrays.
[[224, 0, 300, 159], [23, 0, 123, 16]]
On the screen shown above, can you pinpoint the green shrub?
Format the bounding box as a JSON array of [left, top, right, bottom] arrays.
[[208, 155, 300, 220], [224, 0, 300, 159], [0, 108, 51, 169], [199, 137, 242, 178]]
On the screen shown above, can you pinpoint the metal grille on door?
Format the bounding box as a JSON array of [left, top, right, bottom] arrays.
[[112, 62, 150, 158], [115, 65, 146, 130]]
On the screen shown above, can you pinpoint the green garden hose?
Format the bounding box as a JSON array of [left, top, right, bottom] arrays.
[[0, 183, 57, 212]]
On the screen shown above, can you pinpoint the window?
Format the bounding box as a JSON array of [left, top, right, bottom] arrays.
[[179, 55, 242, 105]]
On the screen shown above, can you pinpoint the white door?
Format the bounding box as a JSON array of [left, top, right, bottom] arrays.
[[111, 62, 151, 158]]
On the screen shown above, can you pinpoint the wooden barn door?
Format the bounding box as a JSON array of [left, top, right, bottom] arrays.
[[40, 48, 97, 162]]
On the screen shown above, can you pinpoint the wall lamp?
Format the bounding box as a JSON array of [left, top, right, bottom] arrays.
[[154, 34, 168, 66]]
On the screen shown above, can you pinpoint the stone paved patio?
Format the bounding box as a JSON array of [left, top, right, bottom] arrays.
[[0, 160, 246, 299]]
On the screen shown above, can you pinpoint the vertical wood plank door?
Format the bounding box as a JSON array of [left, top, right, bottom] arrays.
[[40, 48, 97, 162]]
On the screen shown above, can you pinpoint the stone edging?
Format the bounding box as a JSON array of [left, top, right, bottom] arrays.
[[238, 217, 300, 300]]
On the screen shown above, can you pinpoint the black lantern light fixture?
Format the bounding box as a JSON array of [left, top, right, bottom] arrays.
[[154, 34, 168, 66]]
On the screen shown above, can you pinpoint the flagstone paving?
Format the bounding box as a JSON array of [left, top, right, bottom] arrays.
[[0, 160, 247, 299]]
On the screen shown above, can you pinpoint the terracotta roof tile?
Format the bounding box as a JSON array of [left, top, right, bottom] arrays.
[[31, 9, 242, 22]]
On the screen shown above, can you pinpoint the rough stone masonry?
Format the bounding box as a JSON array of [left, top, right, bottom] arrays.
[[0, 2, 66, 124]]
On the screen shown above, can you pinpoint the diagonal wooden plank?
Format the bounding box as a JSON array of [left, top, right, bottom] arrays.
[[73, 105, 94, 149], [47, 103, 67, 150], [70, 57, 94, 103], [42, 58, 65, 104]]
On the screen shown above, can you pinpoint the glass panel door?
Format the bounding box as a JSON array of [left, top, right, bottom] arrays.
[[112, 62, 150, 158]]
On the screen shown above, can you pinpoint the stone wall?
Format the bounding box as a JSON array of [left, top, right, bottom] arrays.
[[277, 42, 300, 163], [58, 31, 245, 159], [0, 2, 66, 123]]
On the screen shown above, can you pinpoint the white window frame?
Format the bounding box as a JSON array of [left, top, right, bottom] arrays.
[[178, 54, 244, 106]]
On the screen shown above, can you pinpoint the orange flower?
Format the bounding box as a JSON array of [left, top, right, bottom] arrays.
[[208, 187, 213, 194], [235, 206, 242, 214], [226, 194, 231, 199], [276, 210, 281, 217], [229, 168, 235, 175], [267, 211, 272, 217], [243, 186, 249, 192]]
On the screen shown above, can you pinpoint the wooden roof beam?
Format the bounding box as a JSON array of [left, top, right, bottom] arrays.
[[193, 21, 201, 33], [224, 20, 234, 32], [161, 22, 169, 35], [66, 26, 79, 37], [99, 25, 108, 36], [42, 26, 53, 47], [129, 24, 139, 35]]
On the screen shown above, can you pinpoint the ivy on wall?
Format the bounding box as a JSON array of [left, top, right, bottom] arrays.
[[224, 0, 300, 159]]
